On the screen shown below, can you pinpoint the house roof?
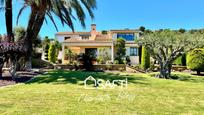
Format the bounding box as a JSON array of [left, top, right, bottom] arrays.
[[110, 29, 141, 33], [56, 31, 90, 35], [64, 38, 113, 43]]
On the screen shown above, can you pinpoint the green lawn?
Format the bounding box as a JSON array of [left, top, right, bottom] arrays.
[[0, 70, 204, 115]]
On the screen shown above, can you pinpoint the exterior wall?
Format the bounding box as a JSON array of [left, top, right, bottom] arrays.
[[63, 46, 113, 64], [125, 47, 139, 65], [56, 35, 66, 43], [56, 34, 82, 43], [112, 33, 117, 40], [130, 56, 139, 65], [126, 47, 130, 56], [57, 26, 141, 65]]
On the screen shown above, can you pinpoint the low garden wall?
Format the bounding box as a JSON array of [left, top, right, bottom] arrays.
[[154, 65, 187, 71], [54, 64, 126, 71]]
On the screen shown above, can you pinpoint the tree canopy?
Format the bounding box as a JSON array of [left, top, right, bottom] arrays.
[[136, 30, 204, 78]]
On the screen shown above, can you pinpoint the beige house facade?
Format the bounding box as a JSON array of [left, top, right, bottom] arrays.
[[56, 24, 141, 65]]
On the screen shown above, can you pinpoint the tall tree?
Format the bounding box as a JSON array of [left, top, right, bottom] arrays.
[[0, 0, 14, 79], [0, 0, 13, 41], [17, 0, 97, 70], [136, 30, 204, 79], [115, 38, 126, 64]]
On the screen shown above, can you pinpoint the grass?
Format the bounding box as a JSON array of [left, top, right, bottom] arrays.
[[0, 70, 204, 115]]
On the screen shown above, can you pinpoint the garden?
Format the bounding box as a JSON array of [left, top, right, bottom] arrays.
[[1, 0, 204, 114], [1, 70, 204, 114]]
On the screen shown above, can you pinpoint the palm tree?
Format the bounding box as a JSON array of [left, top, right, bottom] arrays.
[[17, 0, 97, 69], [0, 0, 14, 79], [0, 0, 14, 41]]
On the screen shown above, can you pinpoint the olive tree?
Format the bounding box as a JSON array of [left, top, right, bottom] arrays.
[[136, 30, 204, 79]]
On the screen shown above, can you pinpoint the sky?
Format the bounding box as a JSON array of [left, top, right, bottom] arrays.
[[1, 0, 204, 38]]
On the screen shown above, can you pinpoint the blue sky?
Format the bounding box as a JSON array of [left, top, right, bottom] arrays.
[[1, 0, 204, 38]]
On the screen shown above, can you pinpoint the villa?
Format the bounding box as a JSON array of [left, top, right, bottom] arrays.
[[56, 24, 141, 65]]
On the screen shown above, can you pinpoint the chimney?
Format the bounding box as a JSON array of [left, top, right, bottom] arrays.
[[90, 24, 97, 40]]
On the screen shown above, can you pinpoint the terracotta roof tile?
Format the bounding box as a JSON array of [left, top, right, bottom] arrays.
[[56, 32, 90, 35]]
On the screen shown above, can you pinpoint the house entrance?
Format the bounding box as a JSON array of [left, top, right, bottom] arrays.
[[85, 48, 97, 58]]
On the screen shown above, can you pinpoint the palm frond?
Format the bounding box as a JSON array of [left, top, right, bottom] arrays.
[[0, 6, 5, 11], [23, 0, 96, 32], [44, 17, 48, 24], [80, 0, 96, 19], [71, 0, 86, 28], [46, 12, 59, 31], [16, 4, 27, 25], [0, 0, 4, 6]]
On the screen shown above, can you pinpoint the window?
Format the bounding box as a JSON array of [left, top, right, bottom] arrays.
[[117, 33, 135, 41], [130, 47, 138, 56], [81, 35, 90, 40], [65, 37, 71, 40]]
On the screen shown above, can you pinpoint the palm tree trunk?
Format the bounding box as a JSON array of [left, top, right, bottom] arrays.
[[24, 9, 45, 70], [1, 0, 13, 79], [0, 59, 4, 79], [5, 0, 13, 41], [0, 53, 5, 79]]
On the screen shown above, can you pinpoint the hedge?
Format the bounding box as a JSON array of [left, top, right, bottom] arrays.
[[141, 46, 150, 70], [48, 44, 57, 63], [187, 49, 204, 74]]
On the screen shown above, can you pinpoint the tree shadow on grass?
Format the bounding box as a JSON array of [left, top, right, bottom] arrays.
[[26, 70, 148, 85], [172, 74, 204, 83], [150, 73, 204, 83]]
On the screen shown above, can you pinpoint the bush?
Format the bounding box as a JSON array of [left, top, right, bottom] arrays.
[[48, 44, 57, 63], [32, 59, 53, 68], [78, 53, 94, 71], [65, 48, 77, 63], [187, 49, 204, 75], [97, 48, 111, 64], [126, 56, 131, 66], [106, 65, 112, 70], [141, 46, 150, 70], [32, 52, 42, 59], [174, 56, 182, 65], [114, 60, 119, 64], [96, 57, 104, 64], [115, 38, 126, 64], [173, 54, 186, 66]]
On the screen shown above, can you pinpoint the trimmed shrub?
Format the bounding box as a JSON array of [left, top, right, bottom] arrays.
[[48, 44, 57, 63], [141, 46, 150, 70], [187, 49, 204, 75]]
